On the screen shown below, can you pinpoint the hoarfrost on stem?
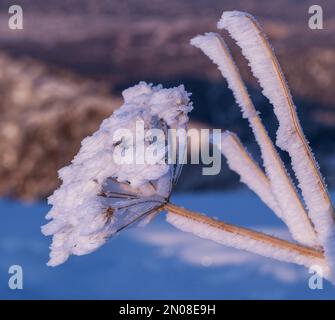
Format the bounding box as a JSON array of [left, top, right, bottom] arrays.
[[191, 31, 318, 247], [218, 10, 335, 278], [218, 131, 282, 218], [166, 212, 329, 277]]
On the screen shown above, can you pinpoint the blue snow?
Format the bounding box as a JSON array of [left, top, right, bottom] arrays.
[[1, 189, 335, 299]]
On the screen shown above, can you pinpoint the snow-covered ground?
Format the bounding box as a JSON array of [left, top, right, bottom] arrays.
[[1, 189, 335, 299]]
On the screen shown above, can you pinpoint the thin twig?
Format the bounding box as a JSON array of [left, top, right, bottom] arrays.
[[115, 204, 166, 234]]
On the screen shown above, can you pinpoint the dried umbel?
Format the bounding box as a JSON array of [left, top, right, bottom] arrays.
[[43, 11, 335, 284], [42, 82, 192, 266]]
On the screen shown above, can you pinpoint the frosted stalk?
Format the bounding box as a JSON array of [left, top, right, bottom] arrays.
[[167, 212, 329, 277], [218, 10, 335, 276], [192, 32, 318, 247], [219, 131, 282, 218]]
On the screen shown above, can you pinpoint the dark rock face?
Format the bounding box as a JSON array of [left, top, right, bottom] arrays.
[[0, 0, 334, 200]]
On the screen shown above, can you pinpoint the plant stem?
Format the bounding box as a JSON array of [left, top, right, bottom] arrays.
[[164, 202, 324, 260], [246, 14, 333, 211], [195, 32, 317, 246]]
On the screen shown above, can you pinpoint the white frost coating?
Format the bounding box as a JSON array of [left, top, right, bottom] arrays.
[[192, 32, 318, 247], [218, 11, 302, 152], [191, 33, 257, 119], [166, 212, 329, 278], [42, 82, 193, 266], [218, 10, 335, 276], [219, 131, 282, 218]]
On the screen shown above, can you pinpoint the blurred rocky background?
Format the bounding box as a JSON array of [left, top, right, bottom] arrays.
[[0, 0, 334, 200]]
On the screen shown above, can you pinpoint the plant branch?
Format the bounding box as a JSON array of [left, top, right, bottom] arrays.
[[246, 15, 331, 205], [164, 202, 324, 261], [191, 32, 318, 247], [219, 131, 282, 219]]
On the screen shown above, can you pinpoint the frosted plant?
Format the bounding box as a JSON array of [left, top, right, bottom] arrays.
[[179, 10, 334, 280], [216, 11, 335, 277], [192, 32, 317, 248], [217, 131, 282, 218], [42, 82, 193, 266], [43, 11, 335, 284]]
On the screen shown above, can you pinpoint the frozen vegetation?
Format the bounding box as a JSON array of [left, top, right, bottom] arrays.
[[40, 11, 335, 286], [42, 82, 192, 266]]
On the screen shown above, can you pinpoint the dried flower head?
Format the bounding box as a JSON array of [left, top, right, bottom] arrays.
[[42, 82, 193, 266]]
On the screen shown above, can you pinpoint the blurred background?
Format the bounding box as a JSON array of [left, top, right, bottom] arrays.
[[1, 0, 335, 299]]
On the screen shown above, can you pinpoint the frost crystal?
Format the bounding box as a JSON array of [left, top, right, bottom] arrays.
[[42, 82, 193, 266]]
